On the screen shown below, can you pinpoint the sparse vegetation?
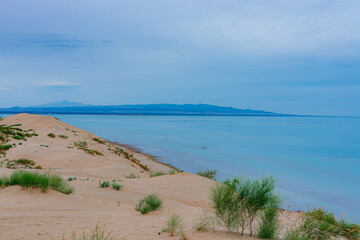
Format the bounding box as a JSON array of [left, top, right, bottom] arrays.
[[1, 158, 42, 169], [47, 133, 56, 138], [93, 137, 106, 144], [58, 135, 68, 139], [14, 158, 35, 166], [135, 193, 163, 214], [124, 173, 139, 179], [40, 144, 49, 147], [150, 171, 166, 177], [196, 169, 217, 180], [67, 177, 77, 181], [99, 180, 110, 188], [112, 182, 123, 190], [0, 171, 73, 194], [56, 224, 119, 240], [162, 214, 183, 236], [284, 207, 360, 240], [192, 210, 216, 232], [74, 141, 87, 148], [0, 123, 37, 146], [83, 148, 103, 156]]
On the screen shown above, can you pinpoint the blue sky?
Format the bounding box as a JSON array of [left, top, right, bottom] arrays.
[[0, 0, 359, 116]]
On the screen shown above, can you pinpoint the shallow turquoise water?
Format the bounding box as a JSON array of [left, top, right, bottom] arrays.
[[2, 114, 360, 221]]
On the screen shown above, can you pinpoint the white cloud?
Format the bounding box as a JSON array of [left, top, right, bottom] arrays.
[[178, 1, 360, 57], [39, 81, 72, 87]]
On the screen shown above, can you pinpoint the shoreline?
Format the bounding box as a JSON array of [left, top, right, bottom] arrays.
[[108, 140, 181, 172]]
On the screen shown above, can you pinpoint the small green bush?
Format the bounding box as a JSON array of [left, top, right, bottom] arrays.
[[112, 183, 123, 190], [162, 214, 183, 236], [58, 135, 68, 139], [83, 148, 103, 156], [93, 137, 106, 144], [135, 193, 163, 214], [0, 171, 73, 194], [150, 172, 166, 177], [47, 133, 56, 138], [196, 169, 217, 180], [99, 181, 110, 188], [210, 176, 277, 236]]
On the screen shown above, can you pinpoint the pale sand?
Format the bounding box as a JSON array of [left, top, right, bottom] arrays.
[[0, 113, 300, 240]]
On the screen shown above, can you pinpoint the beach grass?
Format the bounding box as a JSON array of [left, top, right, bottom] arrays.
[[135, 193, 162, 214], [112, 182, 123, 190], [196, 169, 217, 180], [0, 171, 73, 194]]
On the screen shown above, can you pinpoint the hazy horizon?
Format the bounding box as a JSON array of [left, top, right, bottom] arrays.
[[1, 1, 360, 116]]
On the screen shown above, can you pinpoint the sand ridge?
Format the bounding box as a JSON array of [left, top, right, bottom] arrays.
[[0, 113, 299, 240]]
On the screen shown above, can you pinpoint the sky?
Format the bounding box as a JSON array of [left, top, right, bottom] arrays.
[[0, 0, 360, 116]]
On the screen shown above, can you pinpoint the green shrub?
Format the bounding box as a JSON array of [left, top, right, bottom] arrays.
[[150, 172, 166, 177], [196, 169, 217, 180], [99, 181, 110, 188], [83, 148, 103, 156], [285, 207, 360, 240], [0, 144, 12, 153], [93, 137, 106, 144], [210, 176, 277, 236], [0, 171, 73, 194], [135, 193, 163, 214], [162, 214, 183, 236], [58, 135, 68, 139], [256, 196, 281, 239], [112, 183, 123, 190], [47, 133, 56, 138], [14, 158, 35, 166]]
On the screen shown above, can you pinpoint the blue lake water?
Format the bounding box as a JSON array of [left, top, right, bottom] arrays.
[[1, 114, 360, 221]]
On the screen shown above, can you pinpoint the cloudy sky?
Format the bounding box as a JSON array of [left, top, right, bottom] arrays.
[[0, 0, 359, 116]]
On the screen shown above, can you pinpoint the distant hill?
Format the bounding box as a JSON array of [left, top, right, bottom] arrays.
[[0, 102, 283, 116], [33, 100, 88, 108]]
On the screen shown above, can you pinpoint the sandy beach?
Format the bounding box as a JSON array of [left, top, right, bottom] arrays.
[[0, 113, 300, 240]]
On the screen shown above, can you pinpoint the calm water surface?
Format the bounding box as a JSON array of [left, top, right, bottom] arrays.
[[2, 114, 359, 221]]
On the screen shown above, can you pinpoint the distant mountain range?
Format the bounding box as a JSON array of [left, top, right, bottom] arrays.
[[33, 100, 89, 108], [0, 100, 283, 116]]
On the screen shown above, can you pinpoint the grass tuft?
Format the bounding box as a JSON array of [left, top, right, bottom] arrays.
[[135, 193, 163, 214], [47, 133, 56, 138], [112, 183, 123, 190], [162, 214, 183, 236], [99, 181, 110, 188], [196, 169, 217, 180]]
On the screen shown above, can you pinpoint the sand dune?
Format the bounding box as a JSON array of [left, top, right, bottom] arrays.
[[0, 113, 298, 240]]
